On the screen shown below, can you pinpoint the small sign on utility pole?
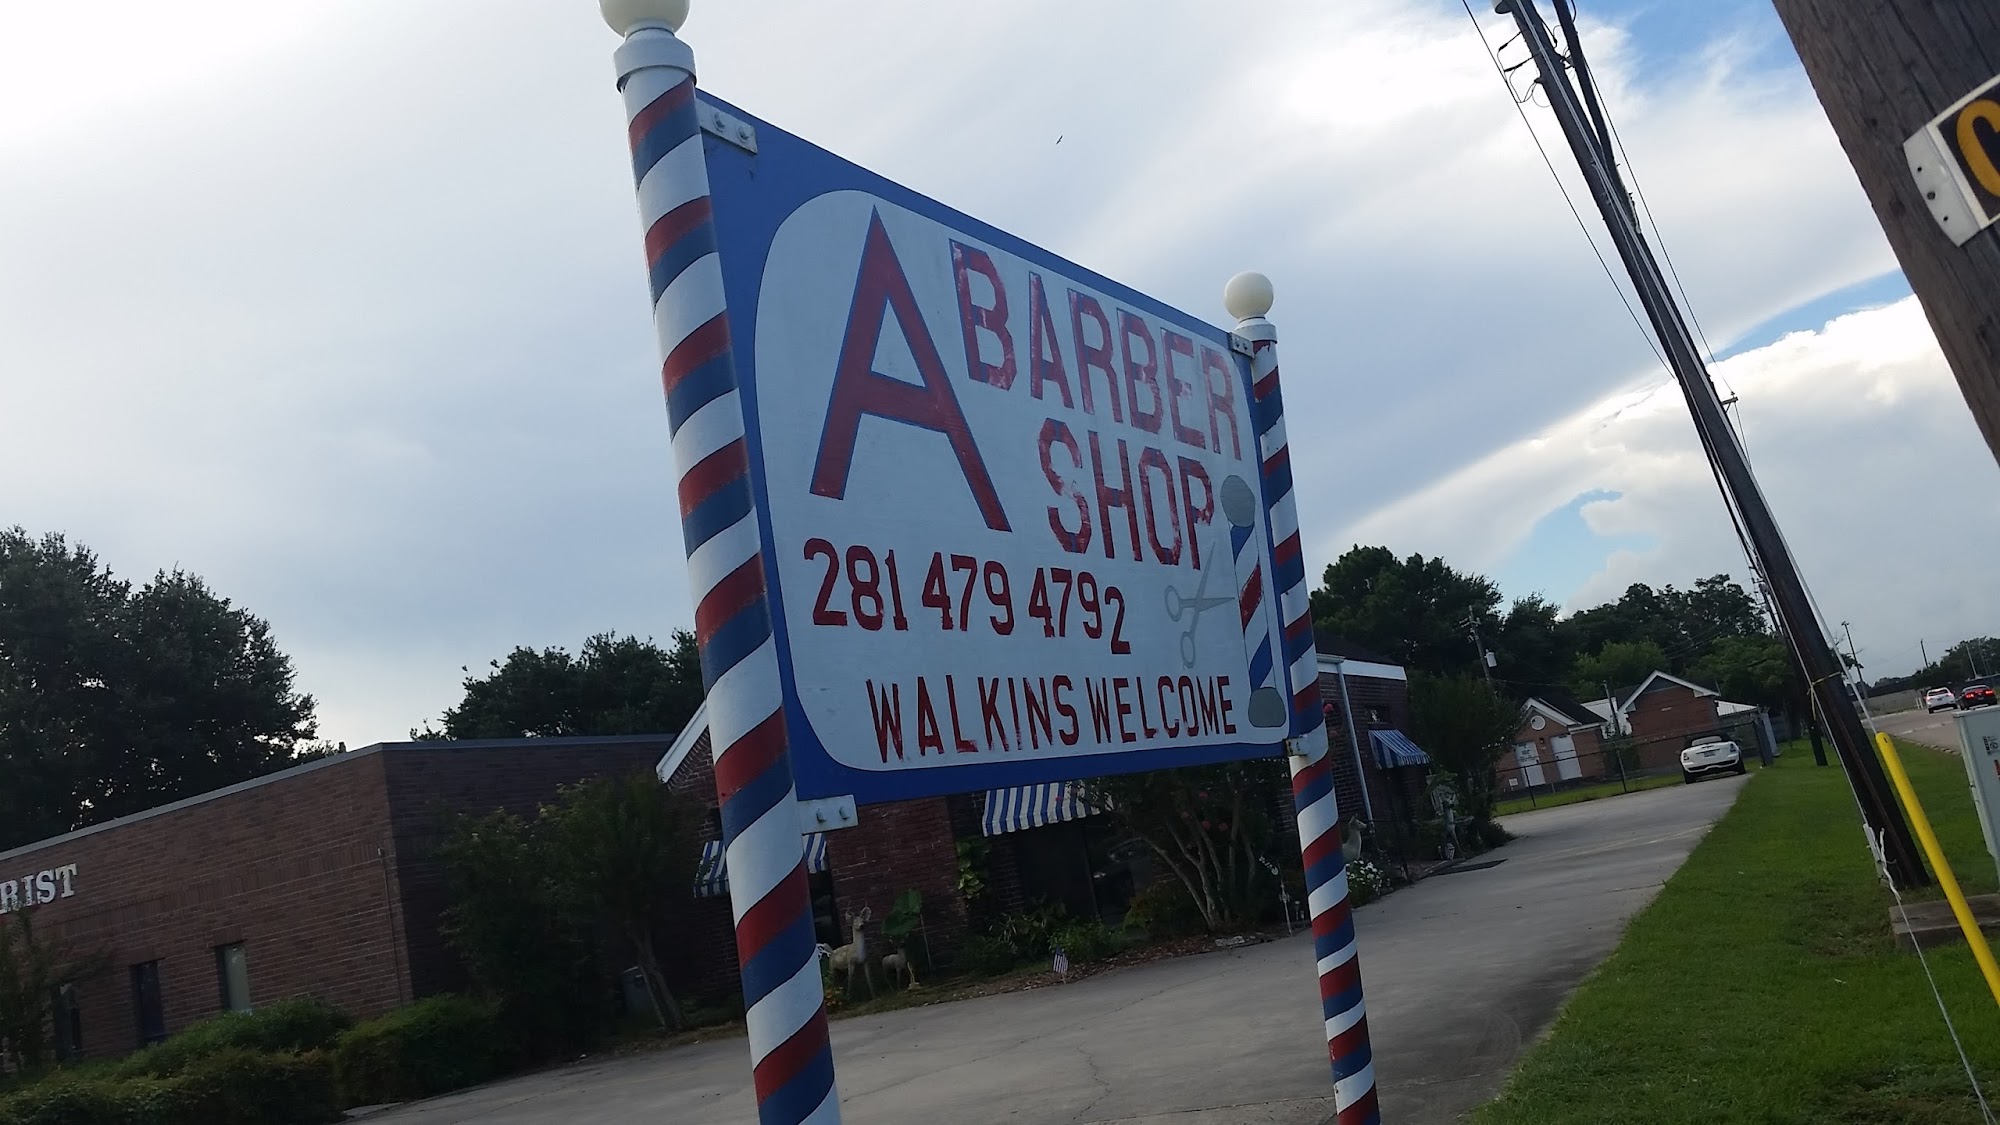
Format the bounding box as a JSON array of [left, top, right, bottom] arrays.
[[1906, 70, 2000, 246]]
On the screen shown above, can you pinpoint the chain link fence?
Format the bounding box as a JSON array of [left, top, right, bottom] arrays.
[[1493, 725, 1770, 813]]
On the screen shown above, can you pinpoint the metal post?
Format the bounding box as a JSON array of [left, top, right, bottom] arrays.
[[600, 4, 840, 1121], [1228, 272, 1378, 1124], [1497, 0, 1929, 887], [1329, 655, 1375, 823]]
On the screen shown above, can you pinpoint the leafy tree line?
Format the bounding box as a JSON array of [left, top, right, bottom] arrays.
[[1310, 545, 1795, 712], [1862, 636, 2000, 696], [0, 528, 322, 852]]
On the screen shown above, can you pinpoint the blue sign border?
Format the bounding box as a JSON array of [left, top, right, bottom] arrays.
[[699, 94, 1295, 805]]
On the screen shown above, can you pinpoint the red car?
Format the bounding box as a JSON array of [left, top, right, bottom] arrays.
[[1962, 685, 1997, 710]]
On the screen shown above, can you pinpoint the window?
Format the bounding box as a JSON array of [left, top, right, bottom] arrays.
[[130, 961, 165, 1047], [51, 983, 82, 1061], [216, 943, 251, 1013]]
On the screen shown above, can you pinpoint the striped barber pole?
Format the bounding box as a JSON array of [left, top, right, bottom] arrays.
[[609, 21, 841, 1125], [1228, 502, 1276, 697], [1233, 292, 1379, 1124]]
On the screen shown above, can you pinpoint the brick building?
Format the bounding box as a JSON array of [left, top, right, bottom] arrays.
[[0, 736, 667, 1061], [658, 635, 1429, 1004], [1505, 692, 1611, 791], [1314, 634, 1429, 836]]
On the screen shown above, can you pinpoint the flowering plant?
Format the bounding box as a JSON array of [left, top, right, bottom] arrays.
[[1346, 858, 1391, 906]]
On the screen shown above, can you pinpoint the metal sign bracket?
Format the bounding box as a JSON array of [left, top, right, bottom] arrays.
[[699, 101, 759, 153]]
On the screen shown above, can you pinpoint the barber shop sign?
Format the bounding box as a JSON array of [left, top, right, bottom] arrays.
[[0, 863, 77, 914]]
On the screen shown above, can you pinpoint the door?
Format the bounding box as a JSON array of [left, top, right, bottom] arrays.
[[1513, 743, 1546, 787], [1551, 734, 1583, 781]]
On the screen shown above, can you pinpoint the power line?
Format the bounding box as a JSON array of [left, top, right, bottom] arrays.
[[1459, 0, 1666, 371], [1552, 2, 1750, 439]]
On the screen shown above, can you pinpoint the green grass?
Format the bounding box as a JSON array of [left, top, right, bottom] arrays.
[[1471, 741, 2000, 1124]]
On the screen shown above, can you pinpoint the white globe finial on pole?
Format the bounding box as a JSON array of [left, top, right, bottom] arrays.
[[1223, 271, 1274, 322], [601, 0, 690, 35]]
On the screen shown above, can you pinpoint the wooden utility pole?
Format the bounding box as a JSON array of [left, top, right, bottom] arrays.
[[1497, 0, 1931, 887], [1769, 3, 2000, 463]]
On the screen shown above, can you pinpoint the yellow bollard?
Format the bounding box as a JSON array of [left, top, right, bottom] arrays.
[[1875, 732, 2000, 1013]]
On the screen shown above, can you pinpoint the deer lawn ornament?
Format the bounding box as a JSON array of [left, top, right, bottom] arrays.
[[1340, 816, 1367, 865], [881, 949, 919, 990], [827, 907, 875, 1000]]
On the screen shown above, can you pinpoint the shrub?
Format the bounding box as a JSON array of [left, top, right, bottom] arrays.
[[952, 934, 1019, 977], [0, 1050, 337, 1125], [0, 1078, 141, 1125], [1475, 819, 1513, 850], [1120, 878, 1205, 938], [167, 1047, 339, 1124], [994, 903, 1068, 961], [1049, 923, 1120, 966], [116, 995, 352, 1078], [333, 995, 510, 1106]]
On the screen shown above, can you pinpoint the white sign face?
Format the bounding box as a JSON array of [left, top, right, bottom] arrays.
[[752, 191, 1289, 792]]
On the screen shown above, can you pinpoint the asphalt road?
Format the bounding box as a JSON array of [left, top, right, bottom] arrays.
[[362, 778, 1748, 1125], [1870, 705, 1969, 753]]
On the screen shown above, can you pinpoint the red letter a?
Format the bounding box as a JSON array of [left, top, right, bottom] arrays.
[[810, 210, 1011, 532]]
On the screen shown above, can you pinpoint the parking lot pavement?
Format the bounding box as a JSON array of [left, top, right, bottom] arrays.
[[1869, 706, 1964, 753], [361, 777, 1748, 1125]]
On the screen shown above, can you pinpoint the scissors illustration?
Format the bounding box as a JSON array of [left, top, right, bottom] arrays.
[[1165, 540, 1234, 668]]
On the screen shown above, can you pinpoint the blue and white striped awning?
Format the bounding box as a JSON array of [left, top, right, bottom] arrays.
[[1370, 729, 1432, 769], [695, 833, 828, 898], [981, 782, 1103, 837]]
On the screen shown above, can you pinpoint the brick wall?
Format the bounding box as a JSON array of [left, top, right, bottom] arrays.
[[1319, 669, 1414, 830], [379, 740, 670, 999], [1504, 718, 1612, 785], [823, 799, 967, 964], [1625, 685, 1724, 770], [0, 753, 404, 1060]]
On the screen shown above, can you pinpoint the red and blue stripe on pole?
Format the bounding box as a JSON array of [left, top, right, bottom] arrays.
[[613, 28, 841, 1125], [1238, 316, 1379, 1124]]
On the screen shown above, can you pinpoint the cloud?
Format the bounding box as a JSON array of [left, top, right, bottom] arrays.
[[1339, 296, 2000, 678], [0, 1, 1956, 742]]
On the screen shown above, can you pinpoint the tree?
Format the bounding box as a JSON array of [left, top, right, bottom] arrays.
[[423, 632, 703, 739], [1569, 640, 1670, 698], [1311, 547, 1503, 676], [1407, 675, 1521, 824], [1079, 760, 1289, 933], [540, 773, 703, 1031], [1869, 636, 2000, 695], [0, 528, 318, 851], [1493, 594, 1568, 687], [1693, 634, 1795, 712], [437, 809, 605, 1053], [0, 912, 103, 1073]]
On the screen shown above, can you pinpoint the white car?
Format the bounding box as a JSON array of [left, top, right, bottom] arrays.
[[1681, 738, 1746, 783], [1926, 687, 1958, 713]]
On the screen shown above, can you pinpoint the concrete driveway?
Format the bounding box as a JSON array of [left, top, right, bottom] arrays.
[[362, 777, 1747, 1125]]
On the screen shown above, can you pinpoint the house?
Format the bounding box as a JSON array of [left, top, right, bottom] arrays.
[[1567, 671, 1772, 779], [1504, 691, 1611, 792]]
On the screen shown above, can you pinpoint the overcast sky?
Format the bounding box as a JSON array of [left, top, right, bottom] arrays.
[[3, 0, 1994, 746]]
